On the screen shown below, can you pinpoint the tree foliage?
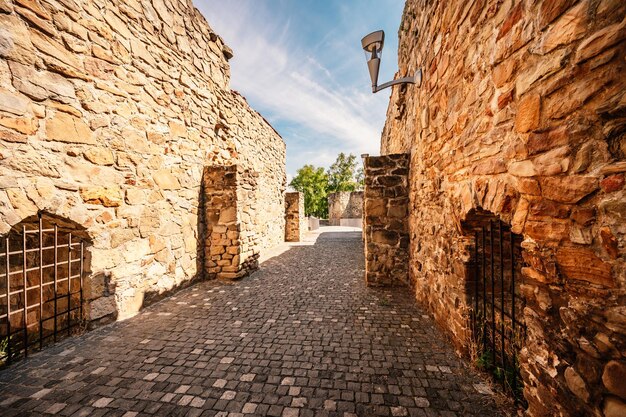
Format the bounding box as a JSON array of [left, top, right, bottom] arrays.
[[289, 165, 329, 218], [327, 152, 360, 193], [290, 153, 364, 218]]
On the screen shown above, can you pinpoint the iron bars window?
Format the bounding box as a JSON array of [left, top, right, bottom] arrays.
[[467, 214, 526, 404], [0, 214, 87, 368]]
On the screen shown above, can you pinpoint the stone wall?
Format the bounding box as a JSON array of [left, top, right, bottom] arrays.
[[328, 191, 364, 226], [381, 1, 625, 416], [284, 192, 305, 242], [363, 154, 409, 286], [0, 0, 285, 322]]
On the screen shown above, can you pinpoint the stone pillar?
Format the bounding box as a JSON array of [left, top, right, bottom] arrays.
[[363, 154, 410, 286], [284, 192, 305, 242], [203, 165, 260, 280]]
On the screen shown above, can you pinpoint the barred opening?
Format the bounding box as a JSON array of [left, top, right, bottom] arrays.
[[463, 208, 526, 404], [0, 212, 90, 368]]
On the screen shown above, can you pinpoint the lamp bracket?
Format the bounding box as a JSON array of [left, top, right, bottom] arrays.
[[373, 69, 422, 93]]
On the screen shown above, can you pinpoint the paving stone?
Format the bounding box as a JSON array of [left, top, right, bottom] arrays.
[[0, 228, 507, 417]]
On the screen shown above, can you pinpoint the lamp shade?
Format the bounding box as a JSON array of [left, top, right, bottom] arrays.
[[361, 30, 384, 55]]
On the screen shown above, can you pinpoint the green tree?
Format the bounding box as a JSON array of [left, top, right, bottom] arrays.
[[290, 165, 329, 218], [355, 167, 365, 190], [327, 153, 359, 192]]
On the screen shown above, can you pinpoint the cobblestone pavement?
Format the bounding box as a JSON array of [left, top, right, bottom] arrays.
[[0, 227, 507, 417]]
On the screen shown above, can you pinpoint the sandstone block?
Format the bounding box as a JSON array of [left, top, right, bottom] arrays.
[[600, 227, 619, 259], [123, 238, 150, 262], [524, 219, 569, 242], [153, 170, 181, 190], [492, 58, 516, 88], [539, 0, 576, 28], [6, 188, 37, 218], [603, 361, 626, 400], [541, 176, 598, 203], [110, 228, 135, 248], [9, 61, 76, 102], [372, 230, 398, 246], [0, 116, 37, 134], [0, 89, 30, 115], [527, 126, 568, 156], [46, 111, 95, 144], [80, 186, 122, 207], [539, 1, 588, 53], [89, 296, 116, 320], [600, 174, 625, 192], [125, 188, 146, 205], [508, 160, 536, 177], [515, 93, 541, 133], [603, 396, 626, 417], [0, 14, 37, 65], [564, 366, 590, 401], [84, 148, 114, 165], [575, 18, 626, 63], [555, 246, 613, 287], [130, 38, 157, 66], [219, 206, 237, 224]]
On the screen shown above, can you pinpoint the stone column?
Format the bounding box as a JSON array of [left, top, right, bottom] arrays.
[[284, 192, 305, 242], [363, 154, 410, 286], [203, 165, 260, 280]]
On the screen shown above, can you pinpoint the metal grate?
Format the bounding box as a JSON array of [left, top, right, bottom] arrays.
[[0, 214, 86, 368], [468, 218, 526, 404]]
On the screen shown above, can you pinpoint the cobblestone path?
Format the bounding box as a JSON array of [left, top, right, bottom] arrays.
[[0, 227, 506, 417]]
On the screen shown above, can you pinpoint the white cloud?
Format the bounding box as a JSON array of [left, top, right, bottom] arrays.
[[196, 1, 402, 174]]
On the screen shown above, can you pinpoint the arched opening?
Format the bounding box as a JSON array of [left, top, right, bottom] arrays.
[[0, 212, 91, 367], [462, 208, 526, 404]]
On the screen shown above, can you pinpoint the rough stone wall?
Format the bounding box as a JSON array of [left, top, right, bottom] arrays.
[[363, 154, 409, 286], [382, 1, 626, 416], [0, 0, 285, 322], [328, 191, 364, 226], [284, 191, 305, 242]]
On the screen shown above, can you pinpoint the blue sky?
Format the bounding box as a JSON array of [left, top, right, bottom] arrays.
[[196, 0, 405, 179]]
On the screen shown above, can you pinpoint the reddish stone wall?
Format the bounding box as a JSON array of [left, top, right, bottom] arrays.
[[363, 154, 409, 286], [382, 1, 626, 415]]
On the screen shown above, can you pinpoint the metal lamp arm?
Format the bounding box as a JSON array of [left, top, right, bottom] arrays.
[[373, 69, 422, 93]]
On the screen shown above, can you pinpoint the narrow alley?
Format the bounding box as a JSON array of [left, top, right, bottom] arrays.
[[0, 227, 505, 417]]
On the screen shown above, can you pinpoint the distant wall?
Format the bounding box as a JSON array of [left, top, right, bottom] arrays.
[[328, 191, 364, 226]]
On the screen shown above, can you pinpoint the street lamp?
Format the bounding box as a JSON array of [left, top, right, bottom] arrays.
[[361, 30, 422, 93]]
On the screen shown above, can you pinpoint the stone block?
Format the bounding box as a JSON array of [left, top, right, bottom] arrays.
[[80, 186, 122, 207], [46, 111, 94, 144], [153, 170, 181, 190], [556, 247, 613, 287], [515, 93, 541, 133], [89, 296, 117, 320], [603, 361, 626, 400], [541, 176, 598, 203]]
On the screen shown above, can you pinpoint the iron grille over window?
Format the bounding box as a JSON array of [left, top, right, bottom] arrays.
[[0, 214, 88, 368]]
